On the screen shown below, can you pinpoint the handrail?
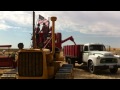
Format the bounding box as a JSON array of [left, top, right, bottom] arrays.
[[43, 36, 52, 48]]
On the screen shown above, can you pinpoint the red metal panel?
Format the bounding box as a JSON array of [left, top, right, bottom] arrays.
[[63, 44, 84, 58], [65, 46, 68, 56], [75, 45, 77, 57], [39, 33, 43, 43], [65, 46, 67, 56], [63, 46, 64, 56], [73, 45, 75, 56], [0, 57, 14, 67], [66, 46, 67, 56], [63, 46, 66, 56], [72, 45, 73, 57], [56, 33, 61, 43], [68, 46, 70, 56], [64, 45, 66, 56], [64, 46, 66, 56], [71, 45, 73, 57], [69, 46, 71, 56], [63, 44, 84, 64], [70, 45, 72, 56], [77, 45, 80, 57]]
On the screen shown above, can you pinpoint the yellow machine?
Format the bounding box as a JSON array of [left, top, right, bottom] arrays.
[[16, 17, 61, 79], [1, 12, 74, 79]]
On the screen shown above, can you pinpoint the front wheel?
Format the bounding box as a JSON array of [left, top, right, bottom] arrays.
[[88, 61, 96, 74], [109, 67, 118, 74]]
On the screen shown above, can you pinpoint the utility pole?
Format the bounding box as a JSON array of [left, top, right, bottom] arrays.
[[33, 11, 36, 48]]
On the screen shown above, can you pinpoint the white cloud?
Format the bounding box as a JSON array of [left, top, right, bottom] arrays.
[[35, 11, 120, 37], [0, 11, 32, 25], [0, 11, 120, 36], [0, 23, 12, 30], [78, 22, 120, 36], [0, 11, 32, 31]]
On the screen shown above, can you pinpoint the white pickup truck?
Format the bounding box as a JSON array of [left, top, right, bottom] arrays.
[[63, 43, 120, 74]]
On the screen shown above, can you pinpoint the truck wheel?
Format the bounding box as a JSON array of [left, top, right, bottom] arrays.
[[88, 61, 96, 74], [68, 58, 75, 67], [109, 67, 118, 74], [65, 57, 68, 62], [68, 58, 71, 64]]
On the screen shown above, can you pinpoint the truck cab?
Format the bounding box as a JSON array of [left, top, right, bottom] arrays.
[[83, 43, 120, 74], [83, 43, 106, 62]]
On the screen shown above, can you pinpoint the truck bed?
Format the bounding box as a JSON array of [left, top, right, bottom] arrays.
[[63, 45, 83, 64], [63, 45, 83, 57]]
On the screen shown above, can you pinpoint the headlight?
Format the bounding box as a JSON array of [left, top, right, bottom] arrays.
[[97, 56, 101, 60], [100, 59, 106, 63]]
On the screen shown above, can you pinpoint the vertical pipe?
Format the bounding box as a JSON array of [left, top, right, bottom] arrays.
[[51, 17, 57, 55], [33, 11, 36, 48]]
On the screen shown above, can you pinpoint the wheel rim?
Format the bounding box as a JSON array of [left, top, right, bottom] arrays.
[[89, 62, 94, 72]]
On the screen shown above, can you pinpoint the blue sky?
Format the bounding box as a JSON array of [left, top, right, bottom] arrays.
[[0, 11, 120, 48]]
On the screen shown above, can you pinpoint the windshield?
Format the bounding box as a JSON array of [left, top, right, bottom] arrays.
[[89, 45, 106, 51]]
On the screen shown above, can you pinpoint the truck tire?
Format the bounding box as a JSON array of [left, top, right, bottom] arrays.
[[88, 61, 96, 74], [65, 57, 68, 62], [68, 58, 71, 64], [68, 58, 75, 67], [109, 67, 118, 74]]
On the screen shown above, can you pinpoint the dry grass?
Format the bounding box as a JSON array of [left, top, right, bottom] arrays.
[[74, 64, 120, 79], [106, 47, 120, 55]]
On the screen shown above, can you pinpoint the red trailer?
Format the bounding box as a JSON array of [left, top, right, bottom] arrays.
[[0, 57, 16, 68], [0, 45, 17, 68], [63, 45, 84, 67]]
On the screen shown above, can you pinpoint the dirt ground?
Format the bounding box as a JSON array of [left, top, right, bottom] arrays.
[[73, 63, 120, 79], [1, 62, 120, 79]]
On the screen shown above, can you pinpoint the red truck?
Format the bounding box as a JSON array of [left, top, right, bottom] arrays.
[[63, 43, 120, 74]]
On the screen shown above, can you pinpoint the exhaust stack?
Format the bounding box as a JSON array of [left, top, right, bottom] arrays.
[[51, 17, 57, 55]]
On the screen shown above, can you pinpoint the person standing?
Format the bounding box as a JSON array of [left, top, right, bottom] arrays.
[[41, 23, 49, 42]]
